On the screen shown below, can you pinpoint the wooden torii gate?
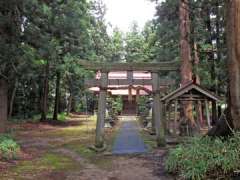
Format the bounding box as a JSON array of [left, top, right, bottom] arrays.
[[79, 60, 178, 148]]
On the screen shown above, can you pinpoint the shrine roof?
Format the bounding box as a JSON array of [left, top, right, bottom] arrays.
[[161, 81, 221, 102]]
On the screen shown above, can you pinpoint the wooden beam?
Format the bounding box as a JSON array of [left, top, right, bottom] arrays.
[[174, 98, 212, 101], [205, 99, 211, 128], [79, 60, 179, 71], [174, 100, 178, 136], [212, 101, 217, 125], [196, 101, 203, 127], [103, 86, 153, 94], [85, 79, 175, 87]]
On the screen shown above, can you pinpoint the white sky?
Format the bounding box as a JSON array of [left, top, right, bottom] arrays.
[[103, 0, 158, 33]]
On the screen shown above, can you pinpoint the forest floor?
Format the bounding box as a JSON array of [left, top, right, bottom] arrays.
[[0, 114, 175, 180]]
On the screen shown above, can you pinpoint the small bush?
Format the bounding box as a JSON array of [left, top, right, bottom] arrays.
[[165, 133, 240, 180], [0, 134, 20, 161], [58, 112, 67, 122]]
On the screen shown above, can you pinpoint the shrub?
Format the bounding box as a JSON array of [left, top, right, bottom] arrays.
[[58, 112, 67, 122], [0, 134, 20, 161], [165, 133, 240, 180], [137, 96, 151, 126], [107, 96, 123, 118], [137, 96, 150, 117]]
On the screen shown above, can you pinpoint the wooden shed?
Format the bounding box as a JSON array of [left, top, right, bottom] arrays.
[[161, 81, 221, 134]]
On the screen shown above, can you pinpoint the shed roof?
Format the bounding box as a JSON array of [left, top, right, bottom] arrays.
[[161, 81, 221, 102]]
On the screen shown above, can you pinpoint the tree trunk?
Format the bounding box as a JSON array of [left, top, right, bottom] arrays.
[[71, 96, 76, 113], [215, 0, 221, 95], [204, 3, 217, 92], [0, 78, 8, 133], [66, 76, 74, 114], [67, 87, 73, 115], [67, 93, 72, 115], [179, 0, 194, 125], [53, 71, 61, 121], [40, 62, 49, 121], [8, 78, 18, 118], [227, 0, 240, 130], [193, 42, 203, 127]]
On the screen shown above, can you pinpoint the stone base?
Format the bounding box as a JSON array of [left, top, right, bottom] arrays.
[[89, 143, 107, 153]]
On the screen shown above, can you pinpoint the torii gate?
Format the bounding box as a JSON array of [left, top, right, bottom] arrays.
[[79, 60, 179, 148]]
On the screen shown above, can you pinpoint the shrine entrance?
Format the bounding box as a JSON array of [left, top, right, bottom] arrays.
[[80, 60, 178, 148], [122, 96, 137, 115]]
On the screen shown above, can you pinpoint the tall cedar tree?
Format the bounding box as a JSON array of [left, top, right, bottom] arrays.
[[227, 0, 240, 130], [179, 0, 194, 125]]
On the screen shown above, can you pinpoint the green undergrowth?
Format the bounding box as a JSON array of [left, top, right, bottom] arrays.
[[10, 112, 69, 124], [138, 117, 156, 151], [2, 153, 79, 179], [140, 130, 156, 151], [0, 134, 20, 161], [166, 133, 240, 180]]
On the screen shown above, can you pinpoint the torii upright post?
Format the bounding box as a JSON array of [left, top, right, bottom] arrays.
[[95, 71, 108, 148], [152, 72, 166, 147]]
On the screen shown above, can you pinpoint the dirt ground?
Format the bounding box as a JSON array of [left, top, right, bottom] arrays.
[[0, 114, 174, 180]]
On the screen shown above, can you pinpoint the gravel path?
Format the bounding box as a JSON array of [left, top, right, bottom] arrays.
[[112, 116, 148, 154]]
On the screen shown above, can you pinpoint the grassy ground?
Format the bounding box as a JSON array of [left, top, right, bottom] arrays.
[[0, 114, 173, 180], [1, 114, 115, 179]]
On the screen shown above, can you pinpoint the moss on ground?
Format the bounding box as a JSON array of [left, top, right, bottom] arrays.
[[64, 143, 113, 169], [2, 153, 80, 179], [64, 143, 96, 158]]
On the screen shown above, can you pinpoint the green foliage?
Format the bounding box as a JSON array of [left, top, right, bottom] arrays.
[[0, 134, 20, 161], [107, 96, 123, 119], [166, 133, 240, 179], [57, 112, 67, 122], [137, 96, 151, 118], [125, 23, 149, 62], [112, 96, 123, 114]]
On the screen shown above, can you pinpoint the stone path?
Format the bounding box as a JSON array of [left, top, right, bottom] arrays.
[[112, 116, 148, 154]]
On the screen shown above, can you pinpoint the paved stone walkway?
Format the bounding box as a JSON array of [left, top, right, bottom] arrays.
[[112, 116, 148, 154]]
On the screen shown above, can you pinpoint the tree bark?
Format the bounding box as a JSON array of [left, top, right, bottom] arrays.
[[66, 76, 73, 115], [215, 0, 221, 95], [40, 62, 49, 121], [180, 0, 194, 125], [67, 91, 72, 115], [53, 71, 61, 121], [203, 2, 217, 92], [193, 42, 204, 127], [180, 0, 192, 84], [0, 78, 8, 133], [8, 78, 18, 118], [227, 0, 240, 130]]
